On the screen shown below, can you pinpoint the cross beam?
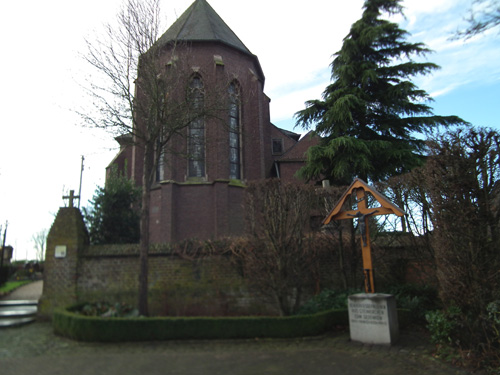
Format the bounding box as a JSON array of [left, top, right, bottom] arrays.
[[63, 190, 80, 208]]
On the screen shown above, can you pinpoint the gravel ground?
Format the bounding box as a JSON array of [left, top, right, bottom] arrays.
[[0, 322, 477, 374], [0, 281, 480, 375]]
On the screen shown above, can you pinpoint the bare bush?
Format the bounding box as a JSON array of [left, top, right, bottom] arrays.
[[425, 127, 500, 313], [423, 127, 500, 361], [230, 180, 326, 315]]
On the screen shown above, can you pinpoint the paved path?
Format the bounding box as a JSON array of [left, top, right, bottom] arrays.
[[0, 281, 479, 375], [0, 280, 43, 301], [0, 281, 43, 327], [0, 324, 476, 374]]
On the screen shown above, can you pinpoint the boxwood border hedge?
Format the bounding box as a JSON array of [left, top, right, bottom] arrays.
[[53, 305, 349, 342], [53, 305, 411, 342]]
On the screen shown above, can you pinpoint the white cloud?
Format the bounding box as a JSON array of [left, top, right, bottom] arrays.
[[271, 82, 328, 122], [403, 0, 459, 15]]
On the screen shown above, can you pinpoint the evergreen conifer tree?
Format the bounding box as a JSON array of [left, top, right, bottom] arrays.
[[295, 0, 466, 184], [83, 170, 141, 245]]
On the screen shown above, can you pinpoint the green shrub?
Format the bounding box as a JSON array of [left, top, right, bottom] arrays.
[[397, 308, 412, 328], [425, 306, 461, 345], [78, 302, 139, 318], [83, 168, 141, 245], [0, 265, 16, 285], [487, 301, 500, 327], [387, 284, 440, 321], [487, 301, 500, 348], [53, 305, 349, 342], [295, 289, 359, 315]]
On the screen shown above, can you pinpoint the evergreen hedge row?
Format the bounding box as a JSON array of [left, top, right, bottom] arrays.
[[53, 305, 349, 342]]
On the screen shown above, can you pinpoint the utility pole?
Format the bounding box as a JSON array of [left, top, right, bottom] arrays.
[[78, 155, 85, 209], [0, 221, 8, 273]]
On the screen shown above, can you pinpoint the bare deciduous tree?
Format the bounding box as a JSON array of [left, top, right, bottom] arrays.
[[32, 229, 48, 262], [416, 127, 500, 358], [374, 171, 436, 285], [316, 185, 361, 290], [81, 0, 225, 315], [425, 127, 500, 313], [231, 180, 322, 316], [455, 0, 500, 39]]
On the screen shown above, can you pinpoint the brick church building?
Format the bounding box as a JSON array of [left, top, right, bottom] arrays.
[[107, 0, 317, 244]]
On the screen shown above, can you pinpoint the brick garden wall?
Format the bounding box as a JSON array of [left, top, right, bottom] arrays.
[[40, 207, 331, 318], [39, 207, 277, 317], [76, 244, 266, 317], [40, 207, 433, 318]]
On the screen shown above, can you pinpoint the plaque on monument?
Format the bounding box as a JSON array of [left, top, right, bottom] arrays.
[[55, 245, 67, 258], [348, 293, 399, 345]]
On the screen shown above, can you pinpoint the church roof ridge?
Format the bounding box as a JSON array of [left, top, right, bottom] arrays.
[[157, 0, 252, 55], [277, 131, 319, 162]]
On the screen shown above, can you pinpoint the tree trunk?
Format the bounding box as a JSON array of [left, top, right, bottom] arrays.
[[349, 220, 358, 287], [277, 294, 290, 316], [138, 142, 153, 316], [292, 287, 302, 314], [338, 226, 348, 290]]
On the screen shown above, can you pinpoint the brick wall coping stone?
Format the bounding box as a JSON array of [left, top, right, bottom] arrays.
[[81, 243, 232, 258], [154, 179, 246, 188]]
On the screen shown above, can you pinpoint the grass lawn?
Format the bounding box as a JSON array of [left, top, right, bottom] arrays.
[[0, 280, 32, 294]]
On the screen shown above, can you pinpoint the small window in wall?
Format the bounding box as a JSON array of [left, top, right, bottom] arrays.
[[229, 82, 241, 180], [188, 76, 205, 178], [272, 138, 284, 155]]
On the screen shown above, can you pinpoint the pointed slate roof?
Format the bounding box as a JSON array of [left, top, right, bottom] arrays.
[[157, 0, 252, 55]]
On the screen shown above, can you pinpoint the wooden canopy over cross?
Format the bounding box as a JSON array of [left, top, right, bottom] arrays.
[[323, 178, 404, 293]]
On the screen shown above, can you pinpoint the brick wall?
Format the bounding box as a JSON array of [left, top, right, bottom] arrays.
[[149, 181, 245, 244], [76, 244, 261, 316], [40, 207, 335, 318], [39, 207, 89, 316], [41, 207, 428, 318], [119, 41, 276, 244], [40, 210, 276, 318], [40, 207, 341, 318]]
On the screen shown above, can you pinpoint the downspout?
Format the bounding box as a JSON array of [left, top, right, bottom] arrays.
[[274, 161, 280, 178]]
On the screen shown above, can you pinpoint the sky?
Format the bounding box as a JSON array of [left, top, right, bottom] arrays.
[[0, 0, 499, 261]]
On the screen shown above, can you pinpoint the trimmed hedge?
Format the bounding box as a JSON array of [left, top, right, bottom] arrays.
[[53, 305, 349, 342], [397, 308, 411, 328]]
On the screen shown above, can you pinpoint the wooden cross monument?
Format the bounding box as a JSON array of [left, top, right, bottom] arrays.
[[323, 178, 405, 294]]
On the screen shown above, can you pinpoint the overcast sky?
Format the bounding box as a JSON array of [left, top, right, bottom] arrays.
[[1, 0, 499, 260]]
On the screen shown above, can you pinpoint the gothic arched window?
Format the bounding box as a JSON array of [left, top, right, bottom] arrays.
[[188, 76, 205, 178], [228, 82, 241, 180]]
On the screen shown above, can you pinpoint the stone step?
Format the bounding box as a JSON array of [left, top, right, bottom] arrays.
[[0, 300, 38, 328], [0, 300, 38, 307], [0, 317, 36, 328], [0, 305, 37, 317]]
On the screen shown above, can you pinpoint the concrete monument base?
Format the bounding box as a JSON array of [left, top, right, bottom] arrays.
[[348, 293, 399, 345]]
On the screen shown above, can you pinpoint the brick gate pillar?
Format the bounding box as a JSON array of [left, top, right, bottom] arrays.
[[39, 207, 89, 318]]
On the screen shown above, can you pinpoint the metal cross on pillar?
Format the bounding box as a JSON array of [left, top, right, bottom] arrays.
[[63, 190, 80, 208], [323, 178, 405, 293]]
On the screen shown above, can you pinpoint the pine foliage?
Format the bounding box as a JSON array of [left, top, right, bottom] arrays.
[[83, 170, 141, 245], [295, 0, 466, 184]]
